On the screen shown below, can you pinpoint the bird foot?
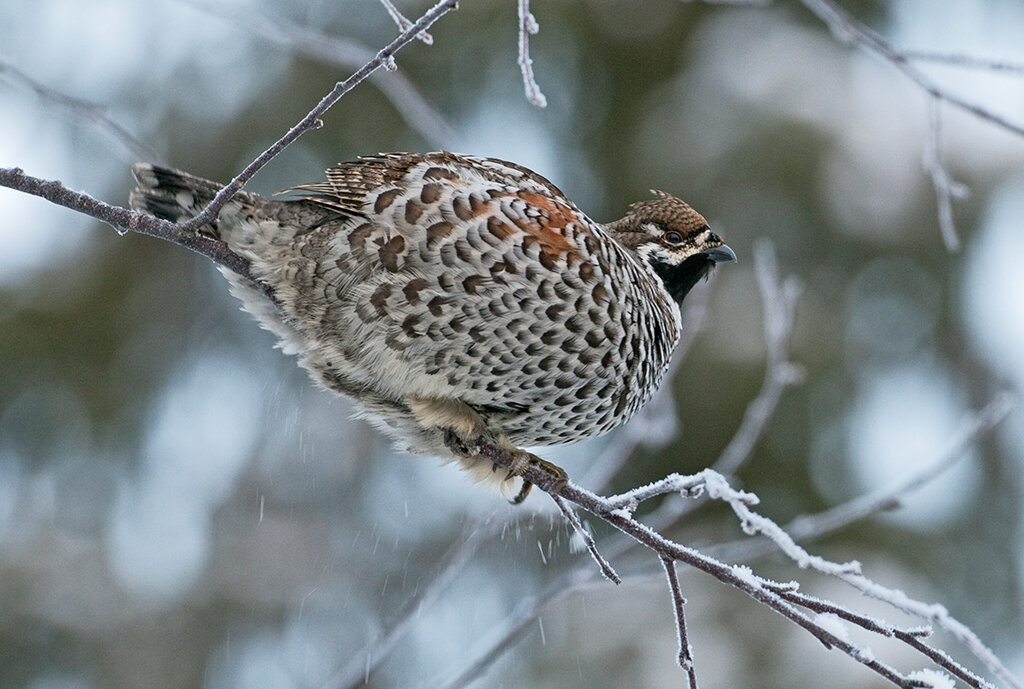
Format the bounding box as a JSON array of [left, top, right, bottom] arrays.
[[442, 428, 567, 504], [506, 451, 569, 504]]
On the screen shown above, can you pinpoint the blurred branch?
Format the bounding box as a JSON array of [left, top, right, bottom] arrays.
[[178, 0, 456, 146], [0, 59, 163, 164], [780, 391, 1013, 546], [517, 0, 547, 107], [713, 240, 804, 475], [326, 523, 489, 689], [923, 97, 969, 252], [799, 0, 1024, 252], [902, 50, 1024, 74], [800, 0, 1024, 138]]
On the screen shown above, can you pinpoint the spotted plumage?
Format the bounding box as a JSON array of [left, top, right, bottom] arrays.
[[129, 152, 734, 498]]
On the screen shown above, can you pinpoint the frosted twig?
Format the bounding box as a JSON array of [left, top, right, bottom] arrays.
[[0, 60, 162, 164], [178, 0, 455, 146], [703, 469, 862, 575], [604, 472, 714, 512], [896, 632, 999, 689], [173, 0, 459, 232], [834, 571, 1022, 689], [769, 587, 995, 689], [379, 0, 434, 44], [699, 461, 1019, 688], [923, 97, 969, 252], [0, 167, 266, 293], [661, 556, 699, 687], [552, 494, 621, 584], [697, 417, 1019, 689], [517, 0, 547, 107]]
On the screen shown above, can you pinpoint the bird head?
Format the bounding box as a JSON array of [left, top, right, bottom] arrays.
[[604, 190, 736, 304]]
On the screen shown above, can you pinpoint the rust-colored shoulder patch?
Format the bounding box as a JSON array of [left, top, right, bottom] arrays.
[[513, 192, 585, 261]]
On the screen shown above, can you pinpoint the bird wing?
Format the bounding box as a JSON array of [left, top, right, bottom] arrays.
[[275, 153, 642, 444]]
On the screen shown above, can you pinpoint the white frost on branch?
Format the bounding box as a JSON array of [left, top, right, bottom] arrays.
[[814, 612, 851, 643], [517, 0, 548, 107], [379, 0, 434, 44], [908, 669, 956, 689]]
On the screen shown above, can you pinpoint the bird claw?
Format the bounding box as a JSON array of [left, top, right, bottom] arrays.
[[508, 451, 568, 504], [442, 428, 568, 504]]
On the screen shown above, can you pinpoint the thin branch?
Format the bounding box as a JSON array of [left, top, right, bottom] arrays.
[[923, 97, 969, 252], [781, 391, 1013, 545], [696, 434, 1021, 689], [181, 0, 459, 232], [0, 60, 162, 164], [902, 50, 1024, 74], [427, 579, 599, 689], [379, 0, 434, 44], [178, 0, 455, 146], [896, 632, 999, 689], [834, 570, 1022, 689], [0, 167, 261, 286], [769, 587, 996, 689], [517, 0, 547, 107], [661, 556, 699, 688], [552, 494, 621, 584], [799, 0, 1024, 138]]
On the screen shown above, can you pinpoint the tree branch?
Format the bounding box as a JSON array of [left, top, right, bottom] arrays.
[[800, 0, 1024, 138], [517, 0, 547, 107], [178, 0, 455, 146], [180, 0, 460, 232], [662, 556, 699, 688], [0, 0, 460, 305]]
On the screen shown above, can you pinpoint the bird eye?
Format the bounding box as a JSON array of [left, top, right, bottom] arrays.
[[664, 231, 683, 245]]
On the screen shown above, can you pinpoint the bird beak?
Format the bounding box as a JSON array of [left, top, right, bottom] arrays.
[[703, 244, 737, 264]]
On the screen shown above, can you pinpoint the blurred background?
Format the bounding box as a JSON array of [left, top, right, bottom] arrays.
[[2, 0, 1023, 687]]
